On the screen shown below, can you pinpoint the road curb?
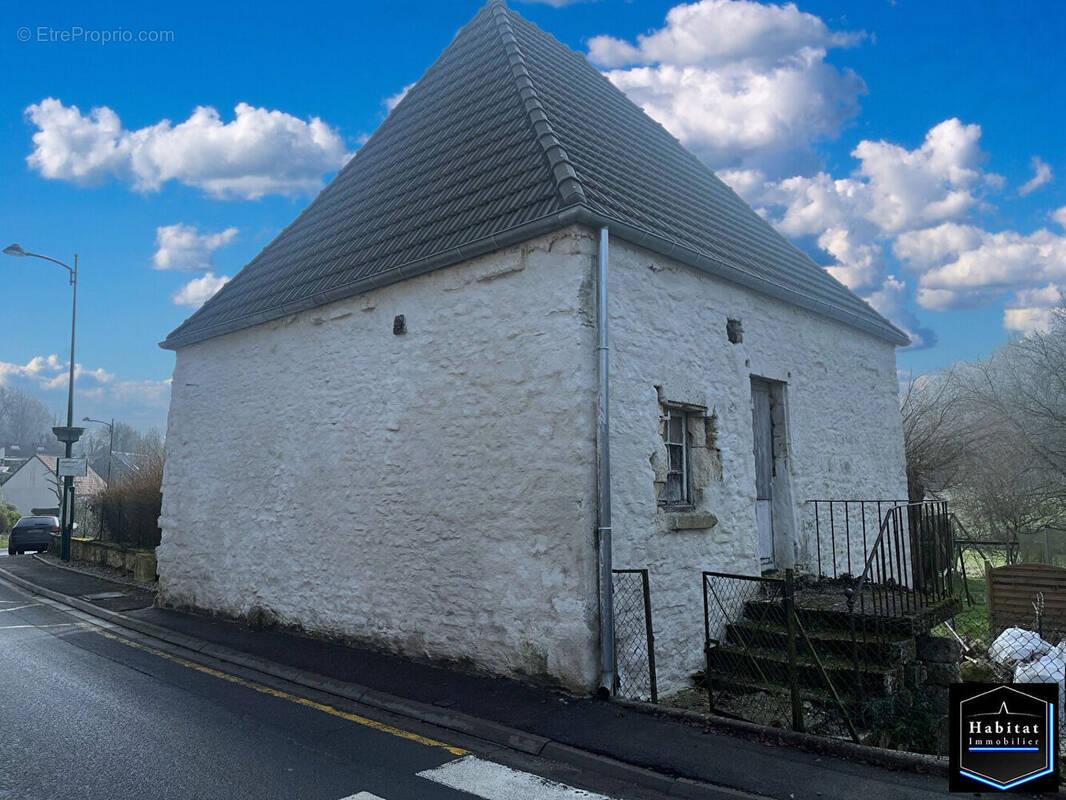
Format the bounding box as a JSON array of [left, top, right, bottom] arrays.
[[613, 698, 951, 778], [30, 552, 158, 592], [0, 566, 754, 799]]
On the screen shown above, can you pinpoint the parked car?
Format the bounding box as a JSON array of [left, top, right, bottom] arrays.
[[8, 516, 59, 555]]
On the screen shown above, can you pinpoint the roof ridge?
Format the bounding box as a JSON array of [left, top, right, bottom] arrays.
[[489, 3, 585, 207]]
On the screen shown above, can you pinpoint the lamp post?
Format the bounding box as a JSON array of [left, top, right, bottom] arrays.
[[4, 243, 81, 561], [83, 417, 114, 488]]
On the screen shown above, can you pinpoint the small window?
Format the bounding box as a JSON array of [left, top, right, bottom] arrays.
[[661, 407, 689, 505], [727, 318, 743, 344]]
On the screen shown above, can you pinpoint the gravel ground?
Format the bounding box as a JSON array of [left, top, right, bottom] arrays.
[[34, 551, 158, 592]]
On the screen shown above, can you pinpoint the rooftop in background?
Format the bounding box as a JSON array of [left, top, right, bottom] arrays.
[[161, 0, 905, 352], [33, 455, 106, 497]]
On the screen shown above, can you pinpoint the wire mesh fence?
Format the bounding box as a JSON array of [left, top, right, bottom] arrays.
[[612, 568, 657, 703], [1016, 528, 1066, 569], [938, 557, 1066, 753], [701, 570, 859, 741]]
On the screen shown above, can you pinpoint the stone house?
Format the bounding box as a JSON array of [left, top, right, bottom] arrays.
[[158, 1, 909, 694]]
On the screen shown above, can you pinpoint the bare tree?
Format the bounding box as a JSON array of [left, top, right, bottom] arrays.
[[905, 305, 1066, 543], [966, 308, 1066, 481], [900, 369, 985, 503], [0, 386, 54, 450]]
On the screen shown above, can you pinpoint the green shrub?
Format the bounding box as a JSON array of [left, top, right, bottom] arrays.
[[859, 688, 945, 754], [98, 452, 163, 549], [0, 502, 20, 536]]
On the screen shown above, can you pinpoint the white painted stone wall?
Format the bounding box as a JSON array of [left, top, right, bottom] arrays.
[[606, 237, 908, 693], [159, 221, 908, 696], [158, 227, 602, 690]]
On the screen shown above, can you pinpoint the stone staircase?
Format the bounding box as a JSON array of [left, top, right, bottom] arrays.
[[705, 588, 960, 714]]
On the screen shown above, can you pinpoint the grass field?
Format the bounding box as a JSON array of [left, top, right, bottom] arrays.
[[941, 549, 1010, 642]]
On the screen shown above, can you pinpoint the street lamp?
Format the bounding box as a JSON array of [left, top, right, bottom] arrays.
[[4, 243, 81, 561], [83, 417, 114, 488]]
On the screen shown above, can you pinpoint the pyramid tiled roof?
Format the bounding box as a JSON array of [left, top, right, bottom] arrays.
[[162, 1, 906, 350]]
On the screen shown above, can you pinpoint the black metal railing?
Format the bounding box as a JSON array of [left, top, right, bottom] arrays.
[[849, 500, 954, 621], [701, 570, 859, 740], [613, 568, 657, 703], [807, 499, 910, 579]]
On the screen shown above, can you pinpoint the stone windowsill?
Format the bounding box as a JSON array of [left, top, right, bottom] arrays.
[[664, 511, 719, 531]]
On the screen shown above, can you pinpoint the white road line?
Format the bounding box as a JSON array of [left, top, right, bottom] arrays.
[[339, 794, 386, 799], [417, 756, 617, 800], [0, 622, 87, 630], [0, 604, 41, 613]]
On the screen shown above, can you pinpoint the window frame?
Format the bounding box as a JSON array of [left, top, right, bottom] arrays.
[[660, 406, 690, 507]]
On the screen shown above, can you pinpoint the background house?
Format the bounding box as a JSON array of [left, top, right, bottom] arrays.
[[1, 454, 105, 517], [88, 451, 146, 488], [158, 1, 907, 694]]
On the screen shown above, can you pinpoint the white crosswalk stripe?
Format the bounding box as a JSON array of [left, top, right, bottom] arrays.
[[417, 756, 617, 800]]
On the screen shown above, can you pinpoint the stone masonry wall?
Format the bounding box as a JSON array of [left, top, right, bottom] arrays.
[[158, 226, 602, 690], [607, 236, 909, 693]]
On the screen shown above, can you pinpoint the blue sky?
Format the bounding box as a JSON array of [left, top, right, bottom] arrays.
[[1, 0, 1064, 432]]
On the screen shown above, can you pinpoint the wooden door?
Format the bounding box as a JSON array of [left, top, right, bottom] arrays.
[[752, 379, 774, 569]]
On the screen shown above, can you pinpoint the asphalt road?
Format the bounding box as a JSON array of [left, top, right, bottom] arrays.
[[0, 577, 681, 800]]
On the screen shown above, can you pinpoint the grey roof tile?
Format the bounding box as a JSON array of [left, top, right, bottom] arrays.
[[162, 0, 905, 350]]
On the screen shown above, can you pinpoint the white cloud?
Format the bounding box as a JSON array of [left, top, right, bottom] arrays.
[[520, 0, 590, 6], [1052, 206, 1066, 229], [384, 83, 415, 112], [588, 0, 866, 168], [0, 358, 172, 432], [850, 119, 994, 233], [747, 118, 1000, 306], [25, 98, 352, 200], [589, 0, 861, 68], [893, 222, 1066, 311], [862, 276, 934, 349], [173, 272, 231, 308], [1018, 156, 1053, 196], [0, 355, 114, 390], [107, 378, 172, 407], [153, 224, 238, 271], [23, 354, 64, 376], [1003, 285, 1064, 333], [765, 119, 994, 241], [817, 227, 884, 290], [153, 224, 236, 309], [717, 168, 767, 201]]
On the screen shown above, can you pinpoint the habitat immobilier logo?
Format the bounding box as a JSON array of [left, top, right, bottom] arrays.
[[950, 683, 1059, 792]]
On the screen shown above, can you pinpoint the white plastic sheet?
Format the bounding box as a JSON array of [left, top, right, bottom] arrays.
[[989, 627, 1051, 665]]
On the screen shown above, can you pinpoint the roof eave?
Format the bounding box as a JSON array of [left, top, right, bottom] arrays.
[[160, 204, 589, 351], [592, 213, 911, 348], [161, 204, 908, 351]]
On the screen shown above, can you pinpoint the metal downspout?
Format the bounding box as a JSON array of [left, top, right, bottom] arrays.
[[596, 226, 615, 696]]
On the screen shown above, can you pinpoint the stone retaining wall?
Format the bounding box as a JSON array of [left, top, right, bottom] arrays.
[[48, 534, 157, 583]]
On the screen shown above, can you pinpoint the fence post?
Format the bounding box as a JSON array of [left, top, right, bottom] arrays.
[[985, 560, 995, 636], [784, 569, 804, 733], [640, 569, 658, 704], [702, 573, 714, 713]]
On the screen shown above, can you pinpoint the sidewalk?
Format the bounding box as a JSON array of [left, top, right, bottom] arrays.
[[0, 555, 959, 799]]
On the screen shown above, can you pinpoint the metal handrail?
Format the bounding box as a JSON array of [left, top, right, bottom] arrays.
[[846, 500, 954, 623]]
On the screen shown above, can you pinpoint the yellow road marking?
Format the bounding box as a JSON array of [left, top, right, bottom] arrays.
[[91, 628, 469, 756]]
